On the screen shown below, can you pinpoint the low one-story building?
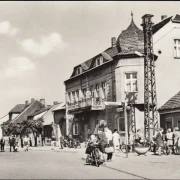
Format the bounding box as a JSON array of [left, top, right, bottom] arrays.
[[158, 90, 180, 131]]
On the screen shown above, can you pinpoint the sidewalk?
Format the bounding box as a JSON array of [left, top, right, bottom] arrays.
[[82, 151, 180, 179], [4, 145, 86, 153]]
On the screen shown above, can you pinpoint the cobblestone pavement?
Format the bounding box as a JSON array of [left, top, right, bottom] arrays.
[[0, 148, 138, 179]]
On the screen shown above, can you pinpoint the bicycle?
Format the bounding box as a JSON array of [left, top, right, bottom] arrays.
[[152, 141, 170, 155], [86, 143, 102, 167]]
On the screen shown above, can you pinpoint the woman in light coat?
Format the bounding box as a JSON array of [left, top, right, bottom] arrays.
[[112, 129, 120, 152]]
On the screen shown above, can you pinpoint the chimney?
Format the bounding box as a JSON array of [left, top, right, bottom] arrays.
[[54, 101, 59, 105], [161, 15, 167, 21], [40, 99, 45, 107], [25, 100, 29, 106], [31, 98, 35, 103], [111, 37, 116, 47]]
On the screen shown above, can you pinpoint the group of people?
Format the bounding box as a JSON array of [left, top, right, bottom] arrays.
[[86, 125, 120, 164], [152, 127, 180, 156], [0, 135, 31, 152]]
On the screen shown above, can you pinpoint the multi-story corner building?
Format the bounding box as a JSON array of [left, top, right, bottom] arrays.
[[65, 13, 180, 141]]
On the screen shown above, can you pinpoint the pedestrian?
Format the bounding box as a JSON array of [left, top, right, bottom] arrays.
[[166, 128, 173, 154], [21, 137, 24, 148], [104, 125, 113, 162], [29, 137, 32, 147], [23, 136, 29, 152], [0, 137, 5, 152], [97, 127, 107, 165], [112, 129, 120, 152], [9, 135, 15, 152], [60, 135, 64, 149], [173, 127, 180, 154], [155, 128, 164, 156]]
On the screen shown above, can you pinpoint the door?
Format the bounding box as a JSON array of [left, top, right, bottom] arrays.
[[165, 118, 173, 131]]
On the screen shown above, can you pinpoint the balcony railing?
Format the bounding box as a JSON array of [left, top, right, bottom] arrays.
[[68, 97, 105, 111]]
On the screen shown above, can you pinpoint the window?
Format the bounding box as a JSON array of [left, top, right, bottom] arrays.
[[174, 39, 180, 58], [76, 90, 79, 101], [73, 124, 78, 135], [72, 92, 76, 102], [90, 86, 94, 98], [96, 56, 103, 67], [165, 118, 173, 131], [76, 67, 82, 75], [82, 88, 87, 99], [102, 82, 107, 99], [125, 72, 137, 92], [96, 84, 100, 97], [178, 121, 180, 130]]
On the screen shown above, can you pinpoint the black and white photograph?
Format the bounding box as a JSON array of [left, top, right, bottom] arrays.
[[1, 1, 180, 179]]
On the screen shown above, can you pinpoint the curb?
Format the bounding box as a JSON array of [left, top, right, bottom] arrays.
[[28, 148, 80, 153]]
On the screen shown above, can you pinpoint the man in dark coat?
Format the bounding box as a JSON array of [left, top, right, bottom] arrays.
[[155, 128, 164, 156], [0, 137, 5, 151], [9, 135, 15, 152]]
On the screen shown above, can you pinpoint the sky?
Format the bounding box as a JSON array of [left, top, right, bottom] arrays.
[[0, 1, 180, 118]]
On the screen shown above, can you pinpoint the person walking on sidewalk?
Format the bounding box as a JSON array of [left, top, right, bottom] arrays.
[[9, 135, 15, 152], [104, 125, 113, 162], [173, 127, 180, 154], [60, 135, 64, 149], [97, 127, 107, 165], [113, 129, 120, 152], [0, 137, 5, 152], [155, 128, 164, 156], [23, 136, 29, 152]]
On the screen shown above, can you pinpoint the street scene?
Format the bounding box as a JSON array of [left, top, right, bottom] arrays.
[[1, 1, 180, 179]]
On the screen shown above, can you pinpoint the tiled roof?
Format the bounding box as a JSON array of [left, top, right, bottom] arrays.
[[172, 14, 180, 22], [9, 104, 26, 114], [31, 106, 52, 117], [153, 16, 172, 34], [116, 19, 144, 54], [158, 91, 180, 111], [13, 101, 45, 124]]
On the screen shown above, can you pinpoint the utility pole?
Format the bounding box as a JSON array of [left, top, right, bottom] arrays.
[[122, 102, 128, 158], [141, 14, 158, 140]]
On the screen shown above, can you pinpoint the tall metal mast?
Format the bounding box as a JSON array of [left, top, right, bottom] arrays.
[[141, 14, 158, 140]]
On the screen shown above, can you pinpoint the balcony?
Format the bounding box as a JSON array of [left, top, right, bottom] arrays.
[[68, 97, 105, 113]]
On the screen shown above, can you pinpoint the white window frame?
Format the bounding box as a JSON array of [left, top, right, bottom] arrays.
[[90, 85, 95, 98], [76, 67, 82, 75], [125, 72, 138, 93], [96, 84, 100, 97], [96, 56, 103, 67], [174, 39, 180, 58], [102, 82, 107, 99], [73, 123, 79, 135]]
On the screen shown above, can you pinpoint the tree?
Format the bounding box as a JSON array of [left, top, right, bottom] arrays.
[[2, 119, 44, 146]]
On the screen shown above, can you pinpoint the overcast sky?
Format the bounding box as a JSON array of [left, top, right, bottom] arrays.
[[0, 1, 180, 118]]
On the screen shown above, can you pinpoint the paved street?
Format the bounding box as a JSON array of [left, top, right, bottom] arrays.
[[0, 147, 138, 179]]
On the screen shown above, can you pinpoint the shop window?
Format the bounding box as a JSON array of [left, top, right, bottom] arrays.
[[125, 72, 137, 92], [73, 124, 79, 135], [174, 39, 180, 58]]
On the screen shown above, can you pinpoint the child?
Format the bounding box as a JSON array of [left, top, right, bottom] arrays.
[[14, 142, 19, 152]]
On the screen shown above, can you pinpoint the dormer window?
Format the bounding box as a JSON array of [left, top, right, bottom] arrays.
[[174, 39, 180, 58], [96, 56, 103, 67], [76, 67, 82, 75]]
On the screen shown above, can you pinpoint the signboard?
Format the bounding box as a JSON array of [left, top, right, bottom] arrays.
[[116, 108, 123, 112], [104, 102, 122, 107]]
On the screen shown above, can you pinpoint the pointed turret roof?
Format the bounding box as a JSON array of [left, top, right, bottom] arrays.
[[116, 13, 144, 54]]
